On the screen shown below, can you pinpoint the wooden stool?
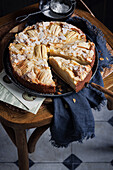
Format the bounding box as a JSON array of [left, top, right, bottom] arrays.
[[0, 99, 53, 170]]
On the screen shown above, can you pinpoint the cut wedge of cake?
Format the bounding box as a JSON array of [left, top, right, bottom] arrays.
[[49, 56, 92, 92], [49, 41, 95, 67], [9, 43, 55, 93]]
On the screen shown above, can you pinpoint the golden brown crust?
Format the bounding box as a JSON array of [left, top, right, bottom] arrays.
[[90, 45, 96, 68], [75, 70, 92, 92], [12, 69, 55, 94]]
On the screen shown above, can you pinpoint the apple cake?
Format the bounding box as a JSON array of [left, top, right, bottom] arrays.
[[9, 21, 96, 94], [49, 57, 92, 92]]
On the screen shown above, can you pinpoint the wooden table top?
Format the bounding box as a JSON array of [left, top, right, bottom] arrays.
[[0, 2, 113, 128]]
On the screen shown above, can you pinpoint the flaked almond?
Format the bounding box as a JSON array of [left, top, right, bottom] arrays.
[[73, 98, 76, 103], [57, 92, 62, 94], [100, 58, 104, 61]]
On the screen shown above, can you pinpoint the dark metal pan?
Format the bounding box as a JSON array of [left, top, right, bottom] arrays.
[[3, 36, 113, 98], [3, 37, 97, 98]]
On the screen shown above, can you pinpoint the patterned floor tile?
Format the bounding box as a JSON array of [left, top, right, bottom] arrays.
[[14, 158, 34, 168], [30, 163, 68, 170], [63, 154, 82, 170], [76, 163, 113, 170], [72, 122, 113, 162], [0, 124, 18, 162], [92, 101, 113, 121], [28, 128, 71, 163], [111, 159, 113, 166], [108, 116, 113, 127], [0, 163, 18, 170], [0, 104, 113, 170]]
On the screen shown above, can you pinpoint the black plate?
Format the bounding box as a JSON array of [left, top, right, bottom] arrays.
[[3, 35, 98, 98]]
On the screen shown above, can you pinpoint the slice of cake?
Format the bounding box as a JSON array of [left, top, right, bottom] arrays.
[[49, 56, 92, 92], [9, 43, 55, 93], [49, 41, 95, 67]]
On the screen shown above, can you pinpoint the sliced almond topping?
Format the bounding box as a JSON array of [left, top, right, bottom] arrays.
[[73, 98, 76, 103], [100, 58, 104, 61]]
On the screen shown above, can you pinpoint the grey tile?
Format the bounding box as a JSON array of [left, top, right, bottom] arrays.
[[0, 124, 18, 162], [28, 128, 71, 163], [77, 163, 113, 170], [92, 101, 113, 121], [0, 163, 18, 170], [30, 163, 113, 170], [30, 163, 68, 170], [72, 122, 113, 162]]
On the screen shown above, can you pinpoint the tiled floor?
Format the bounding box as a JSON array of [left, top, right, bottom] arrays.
[[0, 101, 113, 170]]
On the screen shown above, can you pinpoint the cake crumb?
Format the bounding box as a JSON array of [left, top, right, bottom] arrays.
[[73, 98, 76, 103], [57, 92, 62, 94], [100, 58, 104, 61]]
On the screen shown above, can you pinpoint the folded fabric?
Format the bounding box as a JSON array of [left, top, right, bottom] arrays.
[[50, 16, 113, 147]]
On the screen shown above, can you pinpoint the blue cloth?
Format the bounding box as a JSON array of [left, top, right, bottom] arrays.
[[50, 16, 113, 147]]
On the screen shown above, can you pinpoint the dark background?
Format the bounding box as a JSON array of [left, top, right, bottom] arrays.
[[83, 0, 113, 32], [0, 0, 113, 32]]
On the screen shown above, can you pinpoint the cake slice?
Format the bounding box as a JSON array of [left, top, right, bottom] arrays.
[[9, 43, 55, 93], [49, 56, 92, 92], [49, 41, 95, 67]]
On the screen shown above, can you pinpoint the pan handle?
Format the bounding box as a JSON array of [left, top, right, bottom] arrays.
[[90, 82, 113, 98]]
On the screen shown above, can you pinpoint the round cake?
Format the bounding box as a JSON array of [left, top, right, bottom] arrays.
[[9, 21, 95, 93]]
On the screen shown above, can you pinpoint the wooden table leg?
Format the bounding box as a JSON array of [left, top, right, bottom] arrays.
[[14, 129, 29, 170], [28, 125, 49, 153], [1, 123, 16, 146]]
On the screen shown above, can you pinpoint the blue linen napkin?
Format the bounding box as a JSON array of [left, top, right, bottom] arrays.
[[50, 16, 113, 147]]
